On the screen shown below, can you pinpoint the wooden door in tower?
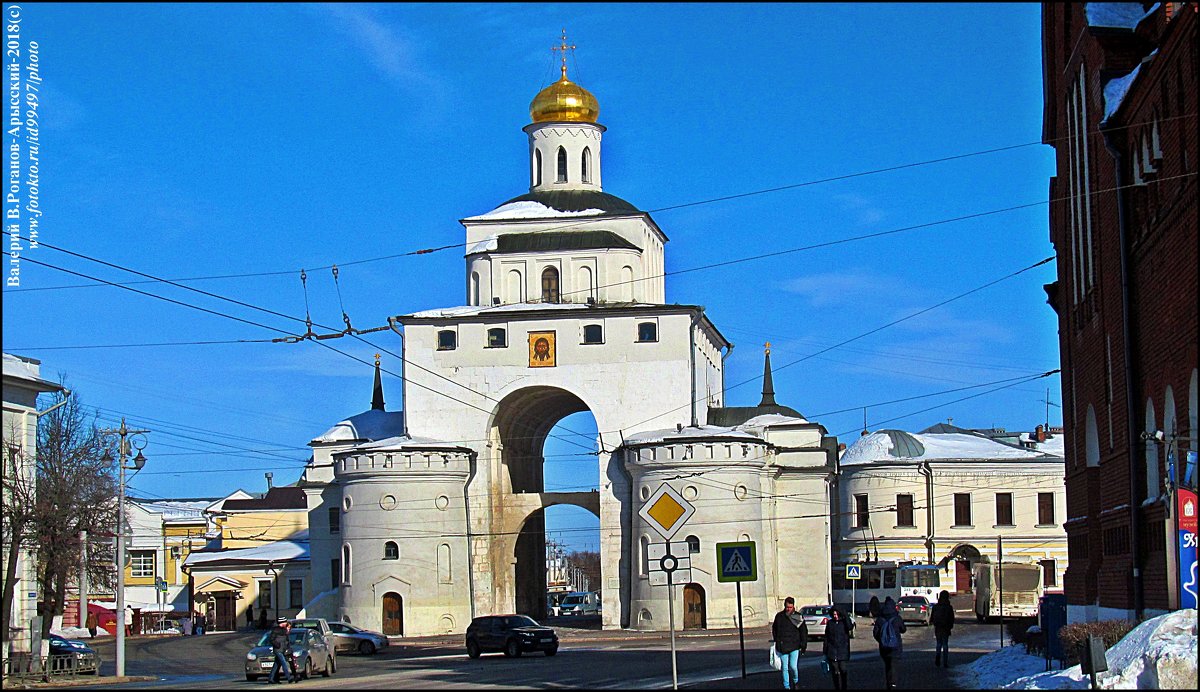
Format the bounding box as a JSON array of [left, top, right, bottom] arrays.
[[683, 584, 706, 630], [382, 592, 403, 636]]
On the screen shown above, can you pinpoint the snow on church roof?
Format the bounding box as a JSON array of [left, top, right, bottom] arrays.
[[312, 408, 406, 444], [343, 434, 473, 453], [402, 301, 667, 319], [840, 430, 1056, 466], [622, 413, 811, 447], [463, 200, 607, 221]]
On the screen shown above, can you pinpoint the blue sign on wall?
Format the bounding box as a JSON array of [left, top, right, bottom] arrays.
[[1179, 488, 1197, 610]]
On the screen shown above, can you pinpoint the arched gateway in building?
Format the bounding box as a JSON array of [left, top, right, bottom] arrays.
[[298, 40, 840, 635]]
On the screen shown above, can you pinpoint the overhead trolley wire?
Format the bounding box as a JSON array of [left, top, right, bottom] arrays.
[[7, 112, 1191, 293]]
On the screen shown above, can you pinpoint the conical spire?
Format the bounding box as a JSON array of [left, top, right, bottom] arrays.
[[371, 353, 386, 411], [759, 342, 777, 407]]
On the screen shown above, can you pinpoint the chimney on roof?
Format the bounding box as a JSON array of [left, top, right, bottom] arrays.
[[759, 342, 777, 407], [1035, 424, 1046, 443], [371, 353, 386, 411], [265, 472, 273, 490]]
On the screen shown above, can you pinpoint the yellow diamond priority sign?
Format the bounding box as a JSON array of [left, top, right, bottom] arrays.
[[639, 483, 696, 540]]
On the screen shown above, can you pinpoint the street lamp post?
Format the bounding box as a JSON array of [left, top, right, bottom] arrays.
[[101, 418, 148, 679], [266, 562, 279, 624]]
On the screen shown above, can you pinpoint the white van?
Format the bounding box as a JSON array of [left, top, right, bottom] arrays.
[[559, 591, 599, 616]]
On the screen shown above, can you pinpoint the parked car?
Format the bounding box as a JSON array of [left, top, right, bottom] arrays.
[[897, 595, 933, 625], [289, 618, 338, 671], [245, 627, 334, 681], [465, 615, 559, 659], [798, 605, 856, 640], [326, 621, 389, 655], [558, 591, 600, 616], [47, 635, 100, 674]]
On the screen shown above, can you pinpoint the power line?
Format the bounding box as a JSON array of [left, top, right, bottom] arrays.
[[9, 112, 1191, 293]]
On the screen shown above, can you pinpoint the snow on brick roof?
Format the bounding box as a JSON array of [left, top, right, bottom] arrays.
[[1084, 2, 1157, 29], [312, 408, 406, 444], [840, 430, 1054, 466], [1102, 63, 1143, 122]]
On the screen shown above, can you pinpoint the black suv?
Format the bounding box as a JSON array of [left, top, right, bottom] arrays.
[[466, 614, 558, 658]]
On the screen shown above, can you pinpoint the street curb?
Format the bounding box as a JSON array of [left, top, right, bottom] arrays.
[[2, 675, 157, 689]]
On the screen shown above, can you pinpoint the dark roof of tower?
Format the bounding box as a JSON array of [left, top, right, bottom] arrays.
[[493, 230, 639, 254], [499, 189, 641, 215], [706, 404, 805, 428]]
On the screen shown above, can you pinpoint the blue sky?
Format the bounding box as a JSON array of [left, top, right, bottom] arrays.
[[3, 3, 1059, 553]]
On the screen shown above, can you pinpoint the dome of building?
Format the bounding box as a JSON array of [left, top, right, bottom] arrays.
[[529, 71, 599, 124]]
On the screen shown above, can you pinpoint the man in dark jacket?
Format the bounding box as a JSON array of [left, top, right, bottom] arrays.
[[930, 590, 955, 667], [872, 596, 907, 689], [771, 597, 808, 690], [268, 617, 298, 684], [822, 606, 852, 690]]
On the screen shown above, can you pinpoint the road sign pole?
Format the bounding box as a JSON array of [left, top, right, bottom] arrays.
[[852, 578, 857, 617], [736, 580, 746, 678], [668, 569, 678, 690]]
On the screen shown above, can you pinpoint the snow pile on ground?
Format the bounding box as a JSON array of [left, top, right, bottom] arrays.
[[1003, 609, 1197, 689], [51, 625, 109, 639], [957, 643, 1053, 689]]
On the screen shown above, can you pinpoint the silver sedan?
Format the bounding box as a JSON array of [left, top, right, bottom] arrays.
[[327, 621, 390, 655]]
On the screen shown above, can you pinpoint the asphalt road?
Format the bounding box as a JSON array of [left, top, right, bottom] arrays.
[[84, 613, 1014, 689]]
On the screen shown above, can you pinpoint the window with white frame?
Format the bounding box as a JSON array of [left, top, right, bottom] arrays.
[[130, 551, 155, 578]]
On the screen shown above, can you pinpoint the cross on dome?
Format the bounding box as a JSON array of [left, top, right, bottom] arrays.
[[551, 28, 576, 80]]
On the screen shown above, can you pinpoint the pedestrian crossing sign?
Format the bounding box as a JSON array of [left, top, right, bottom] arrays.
[[846, 564, 862, 580], [716, 541, 757, 582]]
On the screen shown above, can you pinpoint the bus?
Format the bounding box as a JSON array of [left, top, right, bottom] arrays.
[[833, 562, 942, 615], [898, 564, 941, 600]]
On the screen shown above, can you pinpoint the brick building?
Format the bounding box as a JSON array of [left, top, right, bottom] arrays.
[[1040, 2, 1197, 623]]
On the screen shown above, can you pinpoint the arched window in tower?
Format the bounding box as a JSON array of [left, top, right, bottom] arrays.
[[470, 271, 480, 307], [557, 146, 567, 183], [620, 266, 634, 302], [582, 147, 591, 183], [342, 544, 352, 585], [577, 266, 594, 302], [534, 149, 542, 187], [438, 544, 452, 583], [541, 266, 560, 303], [383, 541, 399, 560]]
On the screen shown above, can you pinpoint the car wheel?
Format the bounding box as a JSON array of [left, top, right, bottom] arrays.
[[358, 640, 376, 655], [466, 639, 481, 659], [504, 639, 522, 658], [545, 645, 558, 657], [322, 657, 332, 678], [246, 674, 257, 682], [304, 658, 314, 680]]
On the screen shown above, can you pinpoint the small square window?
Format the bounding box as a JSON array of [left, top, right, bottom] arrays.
[[487, 328, 507, 348], [637, 322, 657, 342], [582, 324, 604, 344], [437, 330, 457, 351]]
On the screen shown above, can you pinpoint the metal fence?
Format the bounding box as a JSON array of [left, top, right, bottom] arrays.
[[3, 652, 101, 682]]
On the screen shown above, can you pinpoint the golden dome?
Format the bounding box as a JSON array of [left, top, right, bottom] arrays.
[[529, 73, 600, 124]]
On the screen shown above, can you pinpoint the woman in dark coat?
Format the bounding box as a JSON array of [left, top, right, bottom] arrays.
[[822, 606, 852, 690]]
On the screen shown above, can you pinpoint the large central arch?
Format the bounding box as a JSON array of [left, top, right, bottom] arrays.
[[488, 386, 602, 618]]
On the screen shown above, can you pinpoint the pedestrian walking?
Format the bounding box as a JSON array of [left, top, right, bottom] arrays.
[[124, 605, 134, 636], [85, 611, 98, 638], [822, 606, 852, 690], [872, 596, 907, 689], [268, 617, 299, 684], [930, 590, 955, 667], [194, 612, 207, 636], [771, 596, 808, 690]]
